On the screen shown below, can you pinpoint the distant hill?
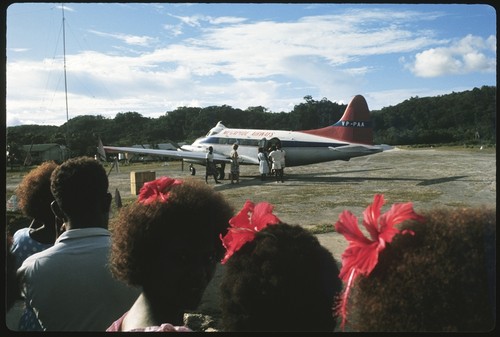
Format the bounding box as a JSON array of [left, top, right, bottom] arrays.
[[371, 86, 496, 146], [6, 86, 496, 161]]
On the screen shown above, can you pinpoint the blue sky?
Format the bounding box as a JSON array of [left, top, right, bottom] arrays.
[[5, 3, 496, 127]]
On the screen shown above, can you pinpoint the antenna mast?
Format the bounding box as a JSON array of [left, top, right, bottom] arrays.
[[62, 3, 70, 157]]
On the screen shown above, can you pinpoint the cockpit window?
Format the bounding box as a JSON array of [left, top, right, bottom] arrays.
[[206, 121, 226, 136]]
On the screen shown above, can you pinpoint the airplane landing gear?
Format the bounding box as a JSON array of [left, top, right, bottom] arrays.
[[189, 164, 196, 176]]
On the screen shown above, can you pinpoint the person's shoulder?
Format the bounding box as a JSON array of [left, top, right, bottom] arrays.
[[18, 246, 54, 273]]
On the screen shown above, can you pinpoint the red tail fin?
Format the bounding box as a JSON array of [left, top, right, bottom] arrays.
[[299, 95, 373, 145]]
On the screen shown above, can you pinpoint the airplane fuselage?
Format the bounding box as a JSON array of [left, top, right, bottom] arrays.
[[181, 126, 383, 167]]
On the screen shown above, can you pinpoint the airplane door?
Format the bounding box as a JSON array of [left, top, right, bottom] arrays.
[[266, 137, 281, 151]]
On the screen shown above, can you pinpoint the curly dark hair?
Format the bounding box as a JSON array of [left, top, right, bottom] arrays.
[[347, 207, 496, 332], [109, 178, 233, 288], [220, 223, 342, 331], [16, 161, 58, 222], [50, 156, 108, 220]]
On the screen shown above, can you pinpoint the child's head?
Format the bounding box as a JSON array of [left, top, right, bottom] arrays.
[[219, 201, 342, 331], [110, 176, 233, 310], [346, 206, 495, 332]]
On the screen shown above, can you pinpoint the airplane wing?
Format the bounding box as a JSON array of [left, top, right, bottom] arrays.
[[237, 154, 260, 165], [102, 145, 231, 163], [328, 144, 384, 154]]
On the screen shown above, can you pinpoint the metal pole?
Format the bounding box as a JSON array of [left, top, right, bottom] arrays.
[[62, 4, 70, 157]]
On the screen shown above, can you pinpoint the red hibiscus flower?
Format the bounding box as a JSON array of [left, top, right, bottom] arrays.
[[138, 176, 183, 205], [220, 200, 281, 264], [334, 194, 425, 330]]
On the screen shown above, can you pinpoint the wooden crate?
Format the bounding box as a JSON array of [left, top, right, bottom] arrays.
[[130, 171, 156, 195]]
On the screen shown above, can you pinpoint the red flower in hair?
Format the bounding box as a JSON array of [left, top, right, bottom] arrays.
[[220, 200, 281, 264], [138, 176, 183, 205], [334, 194, 424, 330]]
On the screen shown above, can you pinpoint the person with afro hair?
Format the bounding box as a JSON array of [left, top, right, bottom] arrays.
[[10, 161, 59, 331], [107, 176, 233, 332], [219, 201, 342, 332], [344, 206, 496, 332], [11, 161, 59, 268]]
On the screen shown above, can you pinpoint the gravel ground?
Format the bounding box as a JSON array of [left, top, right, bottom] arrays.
[[5, 145, 496, 331]]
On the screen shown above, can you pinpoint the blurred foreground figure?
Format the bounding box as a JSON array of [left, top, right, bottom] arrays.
[[10, 161, 58, 331], [335, 195, 495, 332], [107, 176, 233, 331], [219, 201, 342, 331], [17, 157, 139, 331]]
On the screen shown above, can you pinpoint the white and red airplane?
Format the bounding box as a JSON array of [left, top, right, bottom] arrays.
[[101, 94, 391, 179]]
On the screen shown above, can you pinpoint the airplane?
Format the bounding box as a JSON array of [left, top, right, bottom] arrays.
[[100, 94, 391, 180]]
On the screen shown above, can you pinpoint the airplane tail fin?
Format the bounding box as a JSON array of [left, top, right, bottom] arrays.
[[97, 137, 107, 161], [300, 95, 374, 145]]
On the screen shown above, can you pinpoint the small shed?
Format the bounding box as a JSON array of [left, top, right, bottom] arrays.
[[22, 143, 69, 164]]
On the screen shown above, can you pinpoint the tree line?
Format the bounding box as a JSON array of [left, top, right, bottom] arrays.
[[5, 85, 496, 163]]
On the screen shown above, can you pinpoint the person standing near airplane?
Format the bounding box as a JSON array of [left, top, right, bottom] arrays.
[[205, 146, 221, 184], [268, 146, 284, 183], [257, 147, 269, 181], [277, 143, 286, 181], [189, 164, 196, 176], [230, 143, 240, 184]]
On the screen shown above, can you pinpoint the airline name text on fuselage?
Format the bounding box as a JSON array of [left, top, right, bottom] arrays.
[[220, 129, 275, 138]]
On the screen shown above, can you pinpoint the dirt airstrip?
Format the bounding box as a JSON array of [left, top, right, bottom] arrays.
[[97, 146, 496, 229], [5, 146, 496, 331]]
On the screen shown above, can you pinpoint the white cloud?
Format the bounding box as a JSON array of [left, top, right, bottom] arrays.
[[169, 14, 247, 27], [169, 14, 205, 27], [409, 34, 496, 77], [88, 29, 158, 47], [57, 4, 75, 12], [208, 16, 247, 25], [163, 24, 183, 37], [9, 47, 30, 53]]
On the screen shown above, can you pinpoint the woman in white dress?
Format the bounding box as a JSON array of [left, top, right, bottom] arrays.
[[257, 147, 269, 181]]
